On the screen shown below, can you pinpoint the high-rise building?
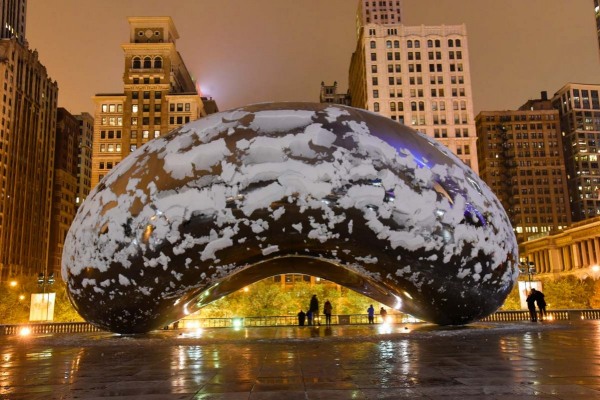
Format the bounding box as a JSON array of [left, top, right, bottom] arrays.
[[0, 0, 26, 44], [348, 21, 479, 172], [319, 81, 351, 105], [356, 0, 403, 36], [476, 92, 571, 246], [49, 109, 79, 277], [91, 17, 213, 187], [74, 112, 93, 208], [551, 83, 600, 222], [0, 1, 58, 281]]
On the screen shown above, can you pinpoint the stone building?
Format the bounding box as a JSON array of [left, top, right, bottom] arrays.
[[91, 17, 214, 187]]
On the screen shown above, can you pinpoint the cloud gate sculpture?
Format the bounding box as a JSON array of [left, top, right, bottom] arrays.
[[62, 102, 518, 334]]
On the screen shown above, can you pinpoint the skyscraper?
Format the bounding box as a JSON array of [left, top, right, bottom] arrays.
[[0, 0, 58, 280], [0, 0, 26, 44], [92, 17, 212, 187], [551, 83, 600, 221], [74, 112, 93, 208], [476, 93, 571, 245], [348, 3, 478, 172], [49, 109, 79, 277]]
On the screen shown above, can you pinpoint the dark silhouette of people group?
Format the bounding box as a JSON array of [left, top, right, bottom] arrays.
[[298, 295, 333, 326], [526, 288, 547, 322], [298, 296, 390, 327]]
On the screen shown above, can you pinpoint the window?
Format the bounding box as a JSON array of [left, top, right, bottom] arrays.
[[102, 104, 108, 113], [372, 77, 378, 85], [143, 91, 150, 100], [131, 117, 138, 126], [370, 41, 376, 49], [177, 103, 183, 111], [132, 57, 141, 69], [155, 91, 162, 99], [142, 130, 149, 138], [372, 65, 378, 73], [143, 57, 152, 68], [185, 103, 190, 111], [130, 144, 137, 152], [374, 102, 380, 112], [390, 102, 396, 111], [373, 90, 379, 98], [371, 53, 377, 61], [131, 130, 137, 139], [394, 40, 399, 48], [407, 40, 413, 48], [154, 130, 160, 138], [154, 57, 162, 68]]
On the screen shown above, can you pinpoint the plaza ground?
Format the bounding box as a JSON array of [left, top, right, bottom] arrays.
[[2, 320, 600, 399]]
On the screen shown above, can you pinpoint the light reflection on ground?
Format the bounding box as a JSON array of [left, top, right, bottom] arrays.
[[1, 322, 598, 399]]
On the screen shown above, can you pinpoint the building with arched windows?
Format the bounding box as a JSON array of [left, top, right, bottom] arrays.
[[91, 17, 217, 187], [348, 2, 478, 172]]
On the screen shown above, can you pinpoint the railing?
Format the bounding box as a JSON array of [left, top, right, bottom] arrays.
[[0, 322, 103, 336], [1, 309, 599, 335]]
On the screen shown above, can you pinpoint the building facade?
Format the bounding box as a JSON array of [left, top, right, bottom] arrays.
[[521, 216, 600, 280], [319, 81, 351, 105], [551, 83, 600, 222], [348, 22, 479, 172], [0, 38, 58, 280], [476, 93, 571, 246], [49, 109, 79, 277], [91, 17, 209, 187], [75, 112, 93, 208], [0, 0, 26, 45]]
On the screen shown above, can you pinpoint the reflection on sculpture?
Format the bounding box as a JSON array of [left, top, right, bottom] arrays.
[[62, 103, 519, 334]]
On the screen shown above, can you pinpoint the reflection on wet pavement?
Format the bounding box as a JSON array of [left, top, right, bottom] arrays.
[[1, 322, 600, 399]]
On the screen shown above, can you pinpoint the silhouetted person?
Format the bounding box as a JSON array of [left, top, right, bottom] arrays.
[[297, 310, 306, 326], [535, 289, 547, 321], [309, 294, 319, 325], [367, 305, 375, 324], [380, 307, 387, 323], [323, 300, 332, 326], [306, 310, 313, 326], [526, 288, 538, 322]]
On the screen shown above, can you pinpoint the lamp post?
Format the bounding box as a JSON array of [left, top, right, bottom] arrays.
[[37, 271, 55, 321], [519, 262, 536, 290]]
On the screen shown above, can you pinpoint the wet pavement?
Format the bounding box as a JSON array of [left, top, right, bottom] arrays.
[[2, 320, 600, 399]]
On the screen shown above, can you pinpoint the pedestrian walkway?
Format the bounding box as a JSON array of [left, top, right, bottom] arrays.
[[1, 320, 600, 399]]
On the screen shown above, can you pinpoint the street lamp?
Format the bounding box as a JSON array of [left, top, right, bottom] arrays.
[[519, 262, 536, 290]]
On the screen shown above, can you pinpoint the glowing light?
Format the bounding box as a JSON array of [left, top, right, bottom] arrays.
[[377, 320, 392, 334], [19, 327, 31, 336], [9, 280, 17, 287], [243, 287, 249, 292], [592, 265, 600, 273], [233, 318, 243, 330], [18, 295, 25, 301]]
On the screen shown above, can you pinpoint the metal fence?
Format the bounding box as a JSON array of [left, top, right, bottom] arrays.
[[1, 309, 598, 335]]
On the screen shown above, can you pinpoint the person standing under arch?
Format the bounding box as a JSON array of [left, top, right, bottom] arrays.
[[309, 295, 319, 326], [323, 300, 332, 326]]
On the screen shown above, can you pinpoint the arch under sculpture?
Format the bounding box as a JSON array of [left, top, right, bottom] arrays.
[[62, 103, 518, 334]]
